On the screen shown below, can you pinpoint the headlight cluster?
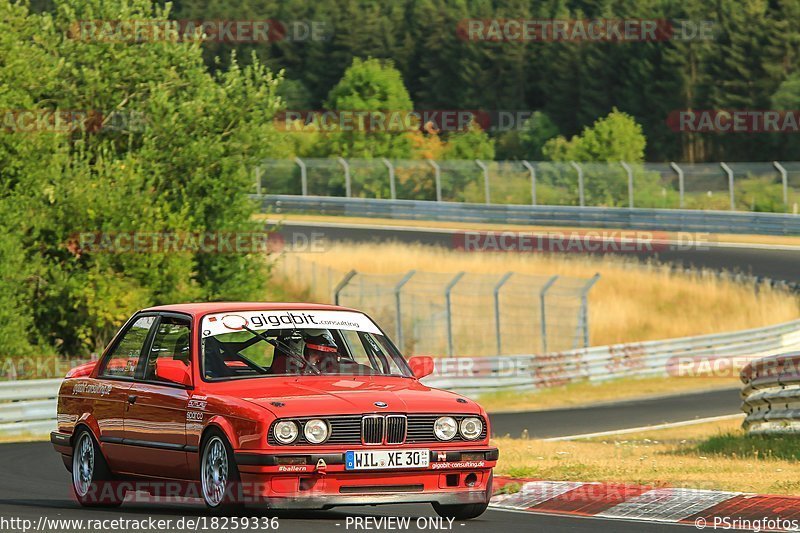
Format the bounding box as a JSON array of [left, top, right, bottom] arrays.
[[434, 416, 483, 441], [273, 419, 329, 444]]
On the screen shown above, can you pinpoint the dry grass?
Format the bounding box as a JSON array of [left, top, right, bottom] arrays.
[[494, 417, 800, 494], [281, 242, 799, 346], [477, 376, 740, 413]]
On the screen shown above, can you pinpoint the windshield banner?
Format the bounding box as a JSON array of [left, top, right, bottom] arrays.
[[201, 310, 382, 337]]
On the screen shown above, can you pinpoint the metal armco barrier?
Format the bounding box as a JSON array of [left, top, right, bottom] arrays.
[[741, 352, 800, 434], [0, 379, 60, 438], [423, 319, 800, 396], [259, 195, 800, 236]]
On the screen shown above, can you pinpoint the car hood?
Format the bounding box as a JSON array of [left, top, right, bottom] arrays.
[[223, 376, 482, 418]]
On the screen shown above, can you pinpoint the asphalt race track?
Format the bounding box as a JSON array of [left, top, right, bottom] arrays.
[[275, 220, 800, 283], [0, 440, 730, 533], [489, 387, 742, 438], [0, 388, 746, 532]]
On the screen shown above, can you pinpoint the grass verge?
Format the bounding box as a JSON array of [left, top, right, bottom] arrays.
[[494, 417, 800, 495]]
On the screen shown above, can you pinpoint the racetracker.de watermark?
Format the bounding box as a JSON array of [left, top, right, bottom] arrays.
[[276, 109, 545, 133], [452, 230, 713, 254], [1, 109, 146, 134], [66, 231, 326, 255], [457, 18, 715, 42], [668, 110, 800, 133], [70, 19, 329, 43]]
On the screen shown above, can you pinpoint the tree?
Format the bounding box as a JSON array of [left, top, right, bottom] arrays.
[[320, 57, 415, 159], [543, 108, 646, 162], [0, 0, 292, 355]]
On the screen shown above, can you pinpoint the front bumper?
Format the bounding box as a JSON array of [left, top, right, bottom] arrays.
[[234, 447, 497, 509]]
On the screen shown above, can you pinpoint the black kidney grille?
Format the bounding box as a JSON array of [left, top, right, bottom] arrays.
[[362, 416, 384, 444], [386, 415, 407, 444]]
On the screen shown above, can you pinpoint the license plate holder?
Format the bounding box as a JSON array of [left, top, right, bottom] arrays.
[[345, 449, 430, 470]]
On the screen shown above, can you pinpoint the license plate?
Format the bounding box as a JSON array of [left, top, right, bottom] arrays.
[[345, 449, 430, 470]]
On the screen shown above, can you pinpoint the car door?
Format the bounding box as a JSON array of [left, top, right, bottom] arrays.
[[120, 313, 193, 479], [93, 314, 157, 470]]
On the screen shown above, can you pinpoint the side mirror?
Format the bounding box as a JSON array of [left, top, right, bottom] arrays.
[[408, 356, 435, 379], [155, 359, 192, 387]]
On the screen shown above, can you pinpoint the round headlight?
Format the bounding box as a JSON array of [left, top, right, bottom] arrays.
[[273, 420, 298, 444], [434, 416, 458, 441], [460, 417, 483, 440], [303, 419, 329, 444]]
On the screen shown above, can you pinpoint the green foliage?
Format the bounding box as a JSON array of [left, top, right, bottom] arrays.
[[0, 0, 290, 355], [319, 58, 415, 159], [543, 109, 647, 163]]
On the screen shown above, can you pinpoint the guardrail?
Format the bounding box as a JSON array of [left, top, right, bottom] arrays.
[[423, 319, 800, 396], [0, 379, 60, 438], [259, 195, 800, 236], [741, 352, 800, 435]]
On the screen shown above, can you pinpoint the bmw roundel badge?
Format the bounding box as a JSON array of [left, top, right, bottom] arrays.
[[374, 401, 388, 408]]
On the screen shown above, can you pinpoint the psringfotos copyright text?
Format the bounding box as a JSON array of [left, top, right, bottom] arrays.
[[695, 516, 800, 531]]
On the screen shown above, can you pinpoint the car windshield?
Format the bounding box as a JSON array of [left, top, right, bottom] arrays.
[[200, 310, 412, 380]]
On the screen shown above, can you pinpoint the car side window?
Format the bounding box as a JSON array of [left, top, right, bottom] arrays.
[[99, 316, 155, 379], [143, 316, 191, 385]]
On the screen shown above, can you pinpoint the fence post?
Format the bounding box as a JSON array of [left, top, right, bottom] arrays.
[[294, 157, 308, 196], [475, 160, 490, 204], [427, 159, 442, 202], [382, 158, 396, 200], [774, 161, 788, 206], [522, 160, 536, 206], [394, 270, 416, 351], [337, 157, 352, 198], [670, 162, 685, 208], [254, 165, 262, 196], [540, 275, 559, 353], [333, 270, 357, 305], [621, 161, 634, 208], [577, 273, 601, 348], [445, 272, 465, 357], [570, 162, 585, 207], [720, 162, 735, 211], [493, 272, 514, 355]]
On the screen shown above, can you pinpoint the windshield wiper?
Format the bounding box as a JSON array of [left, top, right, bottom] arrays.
[[241, 325, 321, 375]]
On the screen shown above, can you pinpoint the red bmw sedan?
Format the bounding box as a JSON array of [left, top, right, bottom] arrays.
[[51, 303, 497, 519]]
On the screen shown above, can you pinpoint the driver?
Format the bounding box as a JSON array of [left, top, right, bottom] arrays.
[[303, 333, 340, 373]]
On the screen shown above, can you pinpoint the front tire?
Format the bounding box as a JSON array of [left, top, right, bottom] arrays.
[[71, 428, 123, 507], [432, 502, 489, 520], [431, 472, 492, 520], [200, 430, 243, 512]]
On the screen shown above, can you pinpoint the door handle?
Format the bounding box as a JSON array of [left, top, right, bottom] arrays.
[[127, 395, 138, 405]]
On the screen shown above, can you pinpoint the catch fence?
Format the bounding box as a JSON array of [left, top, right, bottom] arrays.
[[274, 255, 598, 356]]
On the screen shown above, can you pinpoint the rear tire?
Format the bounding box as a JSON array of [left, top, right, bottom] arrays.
[[200, 430, 243, 513], [71, 428, 123, 507]]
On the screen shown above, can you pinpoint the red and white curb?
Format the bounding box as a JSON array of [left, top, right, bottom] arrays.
[[491, 478, 800, 531]]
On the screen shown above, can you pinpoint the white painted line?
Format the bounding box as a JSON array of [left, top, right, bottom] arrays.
[[541, 413, 744, 442]]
